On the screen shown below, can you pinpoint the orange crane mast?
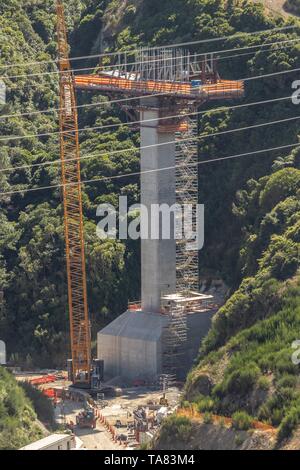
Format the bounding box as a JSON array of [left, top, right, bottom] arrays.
[[56, 0, 91, 386]]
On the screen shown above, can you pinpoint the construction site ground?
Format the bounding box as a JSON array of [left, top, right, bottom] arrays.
[[14, 371, 181, 450], [55, 386, 180, 450]]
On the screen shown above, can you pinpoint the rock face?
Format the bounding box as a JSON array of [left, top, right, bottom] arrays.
[[185, 374, 213, 401], [156, 422, 276, 450]]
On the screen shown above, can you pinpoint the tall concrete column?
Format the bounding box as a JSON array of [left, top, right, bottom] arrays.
[[140, 98, 176, 313]]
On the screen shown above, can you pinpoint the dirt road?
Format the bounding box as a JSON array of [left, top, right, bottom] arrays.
[[54, 400, 121, 450], [75, 423, 121, 450]]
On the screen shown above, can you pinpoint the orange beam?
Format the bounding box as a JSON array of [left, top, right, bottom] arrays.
[[74, 74, 244, 100]]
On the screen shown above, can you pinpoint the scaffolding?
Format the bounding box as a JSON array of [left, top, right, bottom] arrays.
[[100, 46, 218, 83], [162, 302, 187, 381], [175, 114, 199, 293]]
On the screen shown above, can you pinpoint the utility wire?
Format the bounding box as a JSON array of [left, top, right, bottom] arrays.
[[0, 92, 168, 120], [1, 38, 298, 122], [0, 66, 298, 144], [3, 37, 300, 81], [2, 95, 296, 144], [1, 140, 299, 197], [1, 113, 299, 175], [0, 25, 296, 70], [243, 66, 300, 81]]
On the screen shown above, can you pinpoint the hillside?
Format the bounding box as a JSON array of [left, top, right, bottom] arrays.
[[0, 367, 43, 449], [0, 0, 299, 449]]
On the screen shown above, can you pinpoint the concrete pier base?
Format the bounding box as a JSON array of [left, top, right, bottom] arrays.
[[97, 307, 215, 382]]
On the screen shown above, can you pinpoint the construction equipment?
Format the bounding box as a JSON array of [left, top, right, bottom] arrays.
[[76, 408, 97, 429], [76, 400, 98, 428], [56, 0, 105, 389], [159, 393, 168, 406], [56, 0, 91, 387]]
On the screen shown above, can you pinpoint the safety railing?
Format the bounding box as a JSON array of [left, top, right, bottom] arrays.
[[75, 75, 244, 100]]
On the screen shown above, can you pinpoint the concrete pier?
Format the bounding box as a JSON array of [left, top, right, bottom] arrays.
[[97, 98, 215, 382], [140, 98, 176, 313]]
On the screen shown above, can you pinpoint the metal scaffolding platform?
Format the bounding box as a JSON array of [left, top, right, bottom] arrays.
[[162, 302, 187, 380], [175, 115, 199, 293]]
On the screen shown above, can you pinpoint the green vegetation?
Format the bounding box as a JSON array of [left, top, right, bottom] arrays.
[[284, 0, 300, 15], [20, 381, 56, 428], [159, 416, 193, 445], [196, 395, 215, 413], [257, 376, 270, 391], [278, 406, 300, 441], [203, 411, 213, 424], [232, 411, 253, 430], [0, 0, 140, 366], [0, 367, 42, 449]]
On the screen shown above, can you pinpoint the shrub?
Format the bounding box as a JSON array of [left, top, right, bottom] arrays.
[[20, 382, 55, 428], [203, 412, 213, 424], [223, 364, 261, 395], [276, 374, 297, 390], [0, 368, 42, 449], [196, 396, 215, 413], [257, 376, 270, 391], [278, 406, 300, 442], [181, 400, 191, 409], [259, 168, 300, 212], [159, 416, 193, 445], [232, 411, 253, 431], [271, 408, 285, 426]]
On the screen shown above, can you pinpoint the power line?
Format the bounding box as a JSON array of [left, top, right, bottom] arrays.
[[1, 140, 298, 197], [243, 66, 300, 81], [4, 37, 299, 81], [1, 112, 298, 175], [0, 25, 296, 71], [0, 59, 300, 142], [0, 35, 297, 122], [0, 92, 168, 120], [217, 40, 300, 62]]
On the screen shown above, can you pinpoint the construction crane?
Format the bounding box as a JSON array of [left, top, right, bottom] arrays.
[[56, 0, 91, 387]]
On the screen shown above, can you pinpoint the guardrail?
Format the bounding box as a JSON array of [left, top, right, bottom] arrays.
[[75, 75, 244, 101]]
